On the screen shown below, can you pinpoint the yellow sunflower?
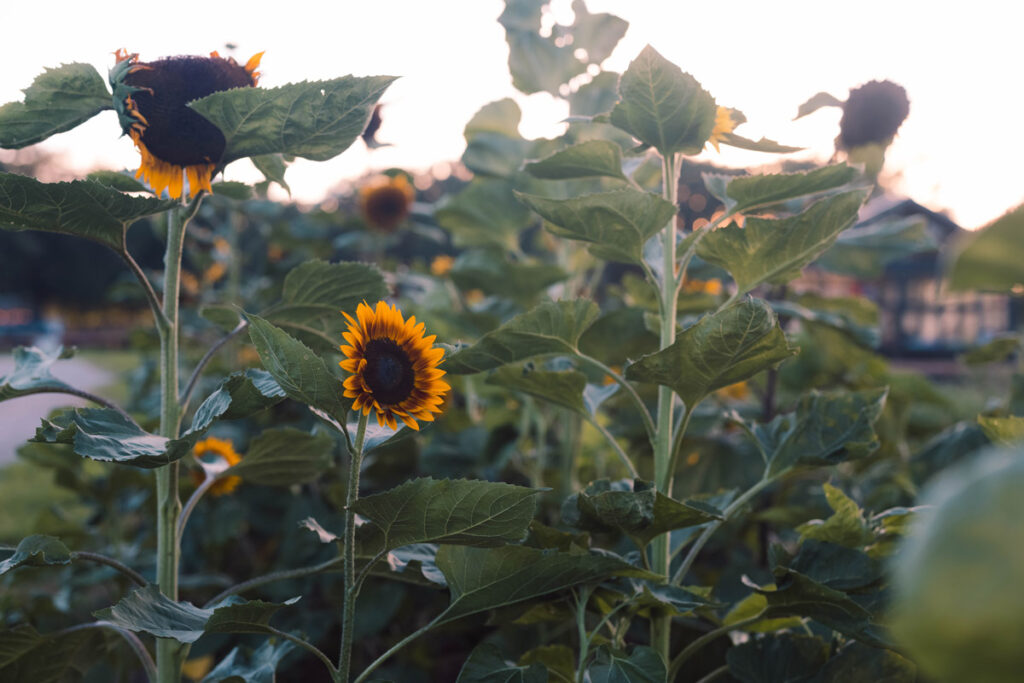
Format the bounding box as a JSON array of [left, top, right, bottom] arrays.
[[110, 49, 263, 199], [339, 301, 449, 430], [707, 106, 737, 153], [191, 436, 242, 496], [358, 174, 415, 231]]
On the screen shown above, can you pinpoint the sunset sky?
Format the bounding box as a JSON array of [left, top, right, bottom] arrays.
[[1, 0, 1020, 228]]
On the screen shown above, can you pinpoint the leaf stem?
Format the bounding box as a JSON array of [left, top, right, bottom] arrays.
[[266, 626, 338, 678], [179, 320, 249, 414], [574, 585, 595, 683], [667, 615, 762, 679], [574, 352, 656, 443], [6, 385, 137, 425], [121, 246, 169, 332], [57, 620, 157, 682], [338, 410, 369, 682], [70, 551, 147, 587], [352, 613, 443, 683], [666, 407, 695, 497], [176, 473, 217, 545], [203, 555, 344, 608], [585, 416, 639, 479], [695, 664, 731, 683]]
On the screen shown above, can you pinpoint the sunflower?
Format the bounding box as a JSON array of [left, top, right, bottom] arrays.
[[359, 174, 415, 231], [839, 80, 909, 150], [191, 436, 242, 496], [110, 49, 263, 199], [707, 106, 737, 153], [339, 301, 449, 430]]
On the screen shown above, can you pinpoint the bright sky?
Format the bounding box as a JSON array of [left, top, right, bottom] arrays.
[[1, 0, 1021, 228]]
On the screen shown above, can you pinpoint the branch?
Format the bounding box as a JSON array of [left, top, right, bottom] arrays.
[[203, 555, 344, 608], [179, 320, 249, 412], [70, 551, 147, 587]]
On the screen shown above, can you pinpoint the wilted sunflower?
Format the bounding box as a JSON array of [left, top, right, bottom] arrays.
[[191, 436, 242, 496], [339, 301, 449, 430], [707, 106, 737, 152], [359, 174, 415, 231], [839, 80, 909, 150], [110, 49, 263, 199]]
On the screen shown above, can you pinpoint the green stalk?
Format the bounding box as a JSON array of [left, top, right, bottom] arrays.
[[155, 204, 189, 683], [650, 152, 680, 662], [338, 411, 369, 682]]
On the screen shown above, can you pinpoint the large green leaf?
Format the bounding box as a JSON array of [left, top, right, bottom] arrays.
[[585, 646, 666, 683], [948, 205, 1024, 292], [499, 0, 586, 95], [0, 624, 103, 683], [0, 535, 71, 575], [516, 189, 676, 265], [227, 428, 334, 486], [977, 415, 1024, 446], [817, 641, 916, 683], [457, 643, 547, 683], [0, 173, 176, 251], [434, 544, 651, 625], [739, 389, 887, 477], [608, 45, 716, 155], [789, 539, 880, 592], [697, 190, 868, 296], [0, 346, 75, 403], [524, 140, 627, 181], [260, 260, 387, 351], [486, 365, 588, 414], [816, 216, 934, 278], [625, 299, 796, 408], [0, 63, 112, 148], [702, 164, 858, 214], [189, 75, 395, 163], [189, 369, 286, 433], [450, 249, 567, 303], [352, 478, 540, 556], [245, 314, 350, 423], [561, 479, 720, 547], [201, 640, 294, 683], [446, 299, 600, 374], [563, 0, 629, 65], [32, 408, 197, 468], [436, 178, 535, 250], [725, 633, 829, 683], [95, 585, 297, 644]]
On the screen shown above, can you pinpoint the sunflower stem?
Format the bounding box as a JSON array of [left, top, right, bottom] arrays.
[[650, 151, 680, 664], [155, 203, 190, 683], [338, 410, 369, 682]]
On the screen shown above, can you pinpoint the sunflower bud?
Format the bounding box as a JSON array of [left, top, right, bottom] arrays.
[[838, 80, 909, 150]]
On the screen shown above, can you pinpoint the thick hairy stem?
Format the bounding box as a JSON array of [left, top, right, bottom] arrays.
[[338, 411, 369, 682]]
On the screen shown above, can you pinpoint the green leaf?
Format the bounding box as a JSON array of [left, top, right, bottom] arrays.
[[703, 164, 858, 215], [251, 154, 291, 194], [446, 299, 600, 374], [608, 577, 717, 617], [486, 365, 588, 414], [816, 216, 935, 278], [817, 641, 916, 683], [697, 190, 868, 295], [189, 75, 396, 164], [0, 346, 74, 403], [625, 299, 796, 408], [201, 640, 294, 683], [564, 0, 629, 65], [725, 633, 829, 683], [518, 644, 575, 683], [465, 98, 522, 139], [585, 646, 666, 683], [96, 585, 297, 644], [462, 131, 532, 179], [948, 205, 1024, 292], [717, 132, 803, 154], [962, 335, 1020, 365], [739, 389, 887, 477], [609, 45, 717, 155], [789, 539, 880, 594], [261, 260, 388, 351], [0, 535, 71, 575], [0, 624, 103, 683], [0, 173, 177, 252], [434, 544, 651, 625], [499, 0, 586, 95], [227, 428, 333, 486], [561, 479, 720, 547], [516, 189, 676, 265], [722, 591, 803, 633], [457, 643, 547, 683], [768, 299, 878, 348], [977, 415, 1024, 446], [85, 170, 150, 193], [352, 478, 540, 555], [524, 140, 627, 181], [450, 249, 567, 303], [212, 181, 253, 200], [32, 407, 196, 469], [189, 369, 286, 433], [0, 63, 111, 148], [795, 91, 844, 119], [436, 178, 534, 250], [797, 484, 874, 549], [245, 314, 350, 423]]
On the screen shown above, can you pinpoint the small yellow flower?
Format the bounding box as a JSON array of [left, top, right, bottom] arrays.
[[464, 289, 485, 305], [707, 106, 737, 153], [339, 301, 449, 430], [716, 381, 750, 402], [182, 655, 215, 681], [191, 436, 242, 496], [430, 255, 454, 277], [202, 261, 227, 285], [681, 277, 722, 296], [359, 174, 415, 231]]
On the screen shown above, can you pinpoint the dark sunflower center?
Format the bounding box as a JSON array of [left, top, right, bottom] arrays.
[[363, 338, 415, 405], [125, 56, 256, 166], [365, 187, 411, 230]]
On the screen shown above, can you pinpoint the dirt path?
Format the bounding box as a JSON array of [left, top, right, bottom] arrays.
[[0, 354, 114, 465]]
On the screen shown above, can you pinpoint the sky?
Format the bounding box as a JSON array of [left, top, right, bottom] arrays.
[[1, 0, 1021, 229]]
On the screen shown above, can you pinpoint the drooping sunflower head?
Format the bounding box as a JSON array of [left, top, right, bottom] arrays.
[[358, 174, 415, 231], [191, 436, 242, 496], [339, 300, 449, 430], [707, 106, 737, 153], [110, 49, 263, 199], [839, 80, 909, 150]]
